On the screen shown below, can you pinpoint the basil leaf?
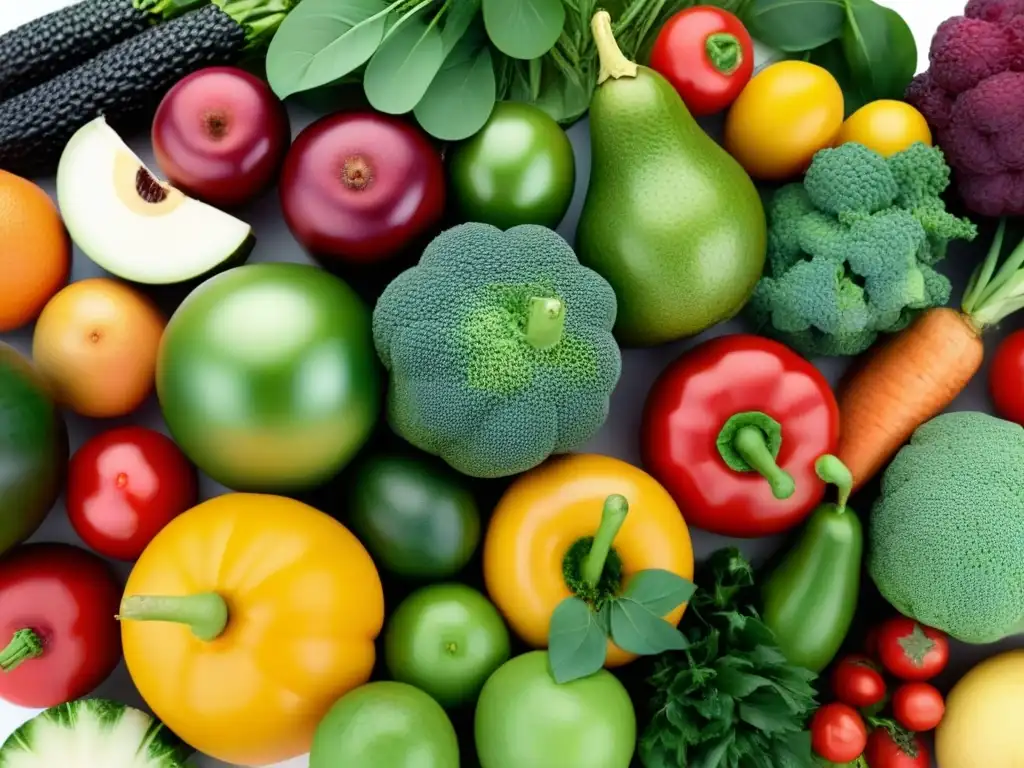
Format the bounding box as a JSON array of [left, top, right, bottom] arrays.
[[743, 0, 845, 53], [841, 0, 917, 102], [267, 0, 396, 99], [482, 0, 565, 60], [547, 597, 608, 684], [623, 569, 696, 616], [363, 2, 445, 114], [413, 24, 496, 140], [610, 599, 689, 655]]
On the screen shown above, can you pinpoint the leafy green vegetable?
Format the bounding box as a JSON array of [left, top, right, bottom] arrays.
[[744, 0, 845, 53], [638, 549, 819, 768], [362, 1, 445, 114], [840, 0, 916, 103], [548, 597, 608, 683], [483, 0, 566, 60]]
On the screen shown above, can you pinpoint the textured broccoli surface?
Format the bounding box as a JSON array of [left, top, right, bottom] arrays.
[[869, 411, 1024, 644], [746, 142, 977, 357], [372, 223, 621, 479]]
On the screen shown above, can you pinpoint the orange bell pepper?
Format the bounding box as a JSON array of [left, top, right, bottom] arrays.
[[483, 453, 694, 668], [118, 493, 384, 766]]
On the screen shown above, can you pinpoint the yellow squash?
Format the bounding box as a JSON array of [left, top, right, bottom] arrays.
[[483, 453, 694, 667], [119, 493, 384, 767]]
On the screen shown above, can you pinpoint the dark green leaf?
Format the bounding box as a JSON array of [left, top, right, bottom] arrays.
[[624, 569, 697, 616], [713, 659, 772, 698], [363, 2, 444, 113], [482, 0, 566, 60], [743, 0, 845, 52], [266, 0, 395, 98], [841, 0, 917, 102], [739, 690, 805, 734], [693, 732, 735, 768], [547, 597, 608, 684], [609, 598, 689, 655], [439, 0, 480, 55], [413, 24, 496, 140]]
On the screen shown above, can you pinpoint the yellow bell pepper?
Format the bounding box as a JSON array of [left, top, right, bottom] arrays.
[[118, 493, 384, 767], [483, 453, 694, 668]]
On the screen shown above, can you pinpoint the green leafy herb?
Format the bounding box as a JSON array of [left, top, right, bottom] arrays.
[[840, 0, 916, 102], [743, 0, 845, 53], [483, 0, 566, 60], [363, 1, 445, 113], [638, 549, 819, 768], [548, 597, 607, 683], [609, 599, 689, 655]]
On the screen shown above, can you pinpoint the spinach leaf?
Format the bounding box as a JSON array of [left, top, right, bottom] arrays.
[[743, 0, 845, 52], [841, 0, 917, 102], [482, 0, 566, 60], [439, 0, 480, 55], [363, 1, 445, 114]]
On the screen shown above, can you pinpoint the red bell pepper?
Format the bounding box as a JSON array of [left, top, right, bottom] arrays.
[[641, 334, 839, 538]]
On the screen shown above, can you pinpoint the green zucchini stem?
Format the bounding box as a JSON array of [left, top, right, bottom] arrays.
[[582, 495, 629, 590], [118, 593, 229, 642], [0, 629, 43, 672], [814, 455, 854, 513]]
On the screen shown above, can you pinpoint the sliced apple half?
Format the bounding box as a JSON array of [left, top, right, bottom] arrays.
[[56, 116, 255, 285]]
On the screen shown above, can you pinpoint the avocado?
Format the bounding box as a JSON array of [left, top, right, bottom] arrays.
[[576, 12, 767, 347], [0, 343, 67, 555], [56, 117, 255, 286]]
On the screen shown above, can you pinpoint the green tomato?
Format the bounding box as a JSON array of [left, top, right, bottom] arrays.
[[474, 651, 636, 768], [448, 102, 575, 230], [347, 452, 480, 579], [156, 263, 380, 492], [310, 681, 459, 768], [385, 583, 510, 708]]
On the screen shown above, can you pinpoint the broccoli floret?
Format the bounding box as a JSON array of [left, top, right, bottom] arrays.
[[746, 142, 977, 357], [372, 223, 622, 479], [869, 412, 1024, 644]]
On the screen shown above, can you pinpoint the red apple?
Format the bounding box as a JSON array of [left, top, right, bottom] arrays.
[[152, 66, 291, 208], [279, 112, 446, 264]]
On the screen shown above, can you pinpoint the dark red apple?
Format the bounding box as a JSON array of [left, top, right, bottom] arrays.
[[152, 66, 291, 208], [279, 112, 446, 264]]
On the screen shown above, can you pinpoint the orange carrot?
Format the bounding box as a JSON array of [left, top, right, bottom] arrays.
[[837, 219, 1024, 492]]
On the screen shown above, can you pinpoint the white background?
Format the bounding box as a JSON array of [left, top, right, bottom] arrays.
[[0, 1, 969, 766]]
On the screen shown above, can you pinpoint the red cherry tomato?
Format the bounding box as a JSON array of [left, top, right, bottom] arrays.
[[0, 543, 122, 707], [864, 727, 930, 768], [810, 703, 868, 763], [650, 6, 755, 115], [67, 426, 198, 561], [990, 330, 1024, 425], [892, 681, 945, 731], [832, 654, 887, 708], [875, 617, 949, 681]]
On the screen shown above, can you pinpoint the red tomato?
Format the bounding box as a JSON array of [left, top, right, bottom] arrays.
[[810, 703, 868, 763], [650, 6, 755, 115], [67, 426, 198, 561], [864, 727, 929, 768], [990, 330, 1024, 425], [832, 654, 887, 708], [875, 618, 949, 681], [0, 543, 122, 707], [892, 682, 945, 731]]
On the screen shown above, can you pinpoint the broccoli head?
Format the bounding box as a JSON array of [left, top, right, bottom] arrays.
[[746, 142, 976, 357], [905, 0, 1024, 216], [869, 411, 1024, 644]]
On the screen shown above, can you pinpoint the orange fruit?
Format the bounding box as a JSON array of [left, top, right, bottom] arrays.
[[32, 278, 165, 418], [0, 170, 70, 331], [836, 100, 933, 157]]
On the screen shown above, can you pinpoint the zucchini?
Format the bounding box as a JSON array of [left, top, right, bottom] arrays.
[[0, 0, 294, 178], [0, 698, 191, 767], [0, 0, 208, 102]]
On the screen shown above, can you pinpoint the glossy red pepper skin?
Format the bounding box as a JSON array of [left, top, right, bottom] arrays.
[[640, 334, 839, 537]]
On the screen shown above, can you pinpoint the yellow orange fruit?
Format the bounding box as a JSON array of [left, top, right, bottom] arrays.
[[836, 100, 933, 157]]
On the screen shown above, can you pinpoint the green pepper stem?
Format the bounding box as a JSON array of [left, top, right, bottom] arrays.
[[525, 297, 566, 350], [0, 629, 43, 672], [582, 495, 629, 589], [592, 10, 638, 84], [117, 594, 229, 642], [733, 426, 795, 499], [814, 455, 854, 512], [705, 33, 743, 75]]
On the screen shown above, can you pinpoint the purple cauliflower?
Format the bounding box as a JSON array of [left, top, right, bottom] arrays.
[[906, 0, 1024, 216]]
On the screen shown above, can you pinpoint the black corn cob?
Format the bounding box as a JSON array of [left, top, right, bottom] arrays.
[[0, 0, 209, 102], [0, 0, 294, 178]]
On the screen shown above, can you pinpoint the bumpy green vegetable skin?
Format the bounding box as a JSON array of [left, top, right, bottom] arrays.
[[869, 411, 1024, 644], [372, 223, 622, 478], [747, 142, 977, 357]]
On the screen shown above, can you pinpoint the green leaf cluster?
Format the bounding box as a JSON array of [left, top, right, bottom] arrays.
[[638, 549, 820, 768]]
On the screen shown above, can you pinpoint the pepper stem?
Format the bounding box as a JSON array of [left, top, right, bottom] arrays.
[[582, 495, 629, 589], [815, 455, 854, 512], [733, 426, 795, 499], [591, 10, 638, 84], [117, 593, 229, 642], [525, 297, 566, 350], [0, 629, 42, 672], [705, 33, 743, 75]]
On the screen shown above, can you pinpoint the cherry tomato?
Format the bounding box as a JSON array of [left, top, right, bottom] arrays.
[[67, 426, 198, 561], [0, 543, 122, 707], [810, 703, 868, 763], [990, 330, 1024, 425], [875, 618, 949, 681], [864, 727, 930, 768], [650, 6, 754, 116], [832, 654, 887, 708], [892, 681, 945, 731]]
